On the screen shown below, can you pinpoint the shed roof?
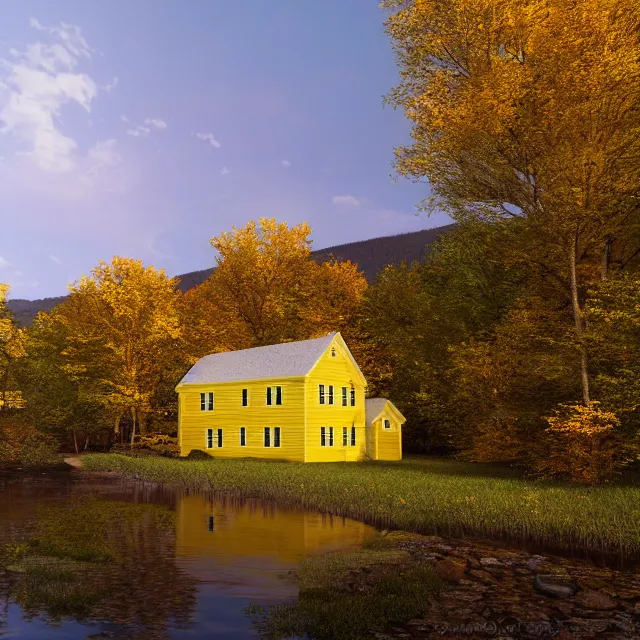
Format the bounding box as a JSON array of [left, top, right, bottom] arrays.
[[178, 332, 340, 385], [365, 398, 406, 427]]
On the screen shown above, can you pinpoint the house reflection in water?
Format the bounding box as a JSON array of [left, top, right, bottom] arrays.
[[175, 494, 375, 599]]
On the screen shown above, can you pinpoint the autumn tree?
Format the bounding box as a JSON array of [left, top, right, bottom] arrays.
[[52, 258, 184, 444], [210, 218, 315, 346], [364, 221, 526, 452], [17, 312, 111, 453], [383, 0, 640, 406], [183, 219, 369, 354], [0, 284, 26, 412]]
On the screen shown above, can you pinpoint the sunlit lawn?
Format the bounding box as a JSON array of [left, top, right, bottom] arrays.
[[81, 453, 640, 563]]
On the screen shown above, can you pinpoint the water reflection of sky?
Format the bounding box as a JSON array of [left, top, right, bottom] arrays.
[[0, 471, 374, 639]]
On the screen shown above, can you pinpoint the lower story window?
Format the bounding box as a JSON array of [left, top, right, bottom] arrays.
[[206, 428, 223, 448], [321, 426, 334, 447], [342, 427, 348, 447], [264, 427, 281, 447], [350, 426, 356, 446], [240, 427, 246, 446]]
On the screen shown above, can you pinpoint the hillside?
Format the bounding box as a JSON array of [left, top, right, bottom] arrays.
[[7, 224, 455, 326]]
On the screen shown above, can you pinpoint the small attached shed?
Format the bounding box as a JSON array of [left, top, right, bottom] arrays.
[[365, 398, 405, 461]]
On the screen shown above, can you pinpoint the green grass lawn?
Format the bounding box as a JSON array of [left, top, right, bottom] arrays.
[[81, 454, 640, 563]]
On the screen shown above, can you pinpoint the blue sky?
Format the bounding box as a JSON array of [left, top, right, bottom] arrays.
[[0, 1, 449, 300]]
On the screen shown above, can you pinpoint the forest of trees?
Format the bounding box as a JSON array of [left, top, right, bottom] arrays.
[[2, 0, 640, 484]]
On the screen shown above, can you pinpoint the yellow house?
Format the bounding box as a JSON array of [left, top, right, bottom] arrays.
[[175, 332, 405, 462]]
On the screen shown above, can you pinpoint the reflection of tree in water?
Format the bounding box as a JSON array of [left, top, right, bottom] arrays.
[[0, 496, 198, 639]]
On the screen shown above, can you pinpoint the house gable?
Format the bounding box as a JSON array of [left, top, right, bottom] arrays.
[[306, 333, 366, 388]]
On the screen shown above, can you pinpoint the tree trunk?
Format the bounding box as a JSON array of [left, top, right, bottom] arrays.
[[84, 435, 90, 451], [569, 235, 590, 405], [601, 237, 611, 281], [130, 406, 137, 448], [73, 430, 79, 455], [0, 361, 10, 413]]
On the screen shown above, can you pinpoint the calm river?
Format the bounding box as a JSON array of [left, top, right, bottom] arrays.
[[0, 469, 375, 639]]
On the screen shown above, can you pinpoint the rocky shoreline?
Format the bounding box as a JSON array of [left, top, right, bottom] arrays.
[[373, 532, 640, 639]]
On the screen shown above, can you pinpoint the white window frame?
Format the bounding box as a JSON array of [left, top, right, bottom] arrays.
[[239, 426, 247, 446], [266, 386, 283, 406], [321, 426, 334, 447], [319, 384, 334, 405], [342, 427, 348, 447], [383, 419, 391, 430], [341, 387, 348, 407], [201, 392, 214, 411], [206, 428, 214, 449]]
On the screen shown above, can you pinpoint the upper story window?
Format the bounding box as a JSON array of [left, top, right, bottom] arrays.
[[341, 387, 348, 406], [383, 419, 391, 430], [266, 386, 282, 406], [350, 388, 355, 407], [242, 388, 248, 407], [331, 347, 336, 357], [201, 392, 214, 411], [319, 384, 334, 405]]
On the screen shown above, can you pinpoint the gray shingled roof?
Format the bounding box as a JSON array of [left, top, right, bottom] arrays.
[[178, 333, 338, 385], [365, 398, 390, 427]]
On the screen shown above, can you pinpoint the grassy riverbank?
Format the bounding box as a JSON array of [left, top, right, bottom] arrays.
[[81, 454, 640, 563]]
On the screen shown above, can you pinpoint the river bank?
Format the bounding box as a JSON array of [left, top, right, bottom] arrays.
[[71, 454, 640, 639], [79, 453, 640, 565]]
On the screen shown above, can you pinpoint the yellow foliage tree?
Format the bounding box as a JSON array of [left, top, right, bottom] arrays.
[[0, 284, 26, 412], [53, 258, 183, 444], [536, 402, 637, 483], [185, 219, 368, 350], [383, 0, 640, 406]]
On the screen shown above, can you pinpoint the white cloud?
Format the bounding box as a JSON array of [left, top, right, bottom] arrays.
[[195, 132, 221, 148], [85, 139, 121, 175], [126, 125, 151, 137], [221, 166, 230, 175], [0, 18, 114, 177], [282, 159, 290, 168], [48, 254, 62, 264], [0, 256, 10, 268], [144, 118, 167, 130], [102, 76, 118, 92], [125, 118, 166, 137], [331, 194, 361, 207]]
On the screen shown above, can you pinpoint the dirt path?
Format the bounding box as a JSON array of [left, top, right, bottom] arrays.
[[63, 456, 83, 469]]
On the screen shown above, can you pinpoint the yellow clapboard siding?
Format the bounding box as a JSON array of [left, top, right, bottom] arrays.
[[374, 415, 403, 461], [179, 377, 306, 461], [304, 336, 367, 463]]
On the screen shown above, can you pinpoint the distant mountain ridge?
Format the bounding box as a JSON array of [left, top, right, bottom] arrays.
[[7, 224, 455, 327]]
